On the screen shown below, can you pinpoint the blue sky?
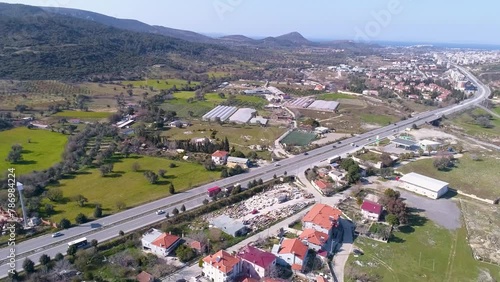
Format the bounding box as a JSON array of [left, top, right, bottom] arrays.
[[2, 0, 499, 45]]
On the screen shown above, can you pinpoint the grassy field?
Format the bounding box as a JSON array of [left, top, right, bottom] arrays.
[[0, 127, 67, 175], [162, 122, 286, 153], [53, 111, 112, 119], [449, 108, 500, 138], [357, 151, 382, 163], [122, 79, 199, 90], [43, 156, 220, 223], [360, 113, 397, 126], [346, 219, 500, 282], [317, 93, 357, 100], [280, 131, 317, 146], [493, 106, 500, 116], [398, 153, 500, 200]]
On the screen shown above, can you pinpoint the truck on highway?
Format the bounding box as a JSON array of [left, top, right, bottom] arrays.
[[207, 186, 221, 197], [328, 155, 341, 164]]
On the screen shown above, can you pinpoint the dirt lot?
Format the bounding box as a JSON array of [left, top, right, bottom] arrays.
[[461, 199, 500, 265]]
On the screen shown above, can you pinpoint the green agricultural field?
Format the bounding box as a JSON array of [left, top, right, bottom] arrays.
[[123, 79, 199, 90], [398, 153, 500, 200], [346, 221, 500, 282], [43, 156, 219, 223], [493, 106, 500, 116], [360, 113, 397, 126], [317, 93, 357, 100], [0, 127, 67, 175], [53, 111, 112, 119]]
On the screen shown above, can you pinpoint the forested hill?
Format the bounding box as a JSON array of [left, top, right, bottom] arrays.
[[0, 3, 239, 80]]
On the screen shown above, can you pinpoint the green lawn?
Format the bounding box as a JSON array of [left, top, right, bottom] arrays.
[[317, 93, 357, 100], [53, 111, 112, 119], [173, 91, 196, 99], [449, 108, 500, 138], [346, 220, 500, 282], [43, 156, 220, 223], [0, 127, 67, 175], [360, 113, 397, 126], [163, 122, 286, 152], [356, 151, 381, 163], [493, 106, 500, 116], [398, 154, 500, 200], [122, 79, 199, 90]]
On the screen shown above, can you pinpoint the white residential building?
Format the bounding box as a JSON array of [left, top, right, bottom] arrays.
[[141, 229, 181, 257], [202, 250, 242, 282]]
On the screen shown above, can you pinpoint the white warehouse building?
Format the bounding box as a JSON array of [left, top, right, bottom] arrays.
[[398, 172, 449, 199]]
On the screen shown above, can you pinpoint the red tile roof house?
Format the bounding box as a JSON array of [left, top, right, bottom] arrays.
[[312, 180, 332, 195], [203, 250, 242, 282], [299, 228, 329, 252], [211, 150, 229, 165], [141, 229, 181, 257], [302, 204, 344, 254], [136, 271, 154, 282], [183, 237, 207, 254], [360, 200, 383, 221], [237, 245, 277, 280], [272, 238, 309, 273]]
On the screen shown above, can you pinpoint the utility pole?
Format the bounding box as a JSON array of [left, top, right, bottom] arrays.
[[17, 182, 28, 229]]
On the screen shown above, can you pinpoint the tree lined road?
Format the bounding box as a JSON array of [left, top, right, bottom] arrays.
[[0, 66, 489, 278]]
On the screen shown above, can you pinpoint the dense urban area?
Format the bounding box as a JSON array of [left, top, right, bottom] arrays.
[[0, 2, 499, 282]]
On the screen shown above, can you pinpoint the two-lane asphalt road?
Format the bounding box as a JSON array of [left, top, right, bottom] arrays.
[[0, 66, 489, 277]]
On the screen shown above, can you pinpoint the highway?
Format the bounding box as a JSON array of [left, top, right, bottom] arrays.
[[0, 66, 490, 277]]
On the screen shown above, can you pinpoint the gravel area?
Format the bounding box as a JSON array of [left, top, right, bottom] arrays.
[[394, 187, 461, 230]]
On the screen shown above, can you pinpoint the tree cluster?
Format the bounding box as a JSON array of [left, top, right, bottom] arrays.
[[340, 158, 361, 184], [382, 188, 408, 226]]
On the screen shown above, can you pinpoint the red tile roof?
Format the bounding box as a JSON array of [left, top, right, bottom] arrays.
[[136, 271, 154, 282], [203, 250, 241, 274], [151, 233, 180, 249], [303, 204, 342, 230], [237, 245, 276, 269], [316, 275, 328, 282], [212, 150, 228, 158], [299, 229, 329, 246], [292, 263, 302, 270], [189, 240, 205, 251], [361, 200, 383, 215], [314, 180, 330, 190], [278, 239, 308, 261], [241, 278, 259, 282]]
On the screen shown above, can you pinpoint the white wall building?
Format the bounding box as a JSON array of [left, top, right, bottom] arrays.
[[202, 250, 242, 282], [398, 172, 449, 199], [141, 229, 181, 257]]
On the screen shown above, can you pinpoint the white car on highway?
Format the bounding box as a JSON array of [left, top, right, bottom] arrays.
[[156, 210, 165, 215]]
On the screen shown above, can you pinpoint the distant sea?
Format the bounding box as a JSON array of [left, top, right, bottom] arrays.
[[370, 40, 500, 51]]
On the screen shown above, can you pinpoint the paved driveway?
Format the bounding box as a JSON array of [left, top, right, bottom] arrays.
[[379, 180, 461, 230]]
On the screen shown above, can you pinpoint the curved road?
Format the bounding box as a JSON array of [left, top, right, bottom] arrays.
[[0, 66, 490, 277]]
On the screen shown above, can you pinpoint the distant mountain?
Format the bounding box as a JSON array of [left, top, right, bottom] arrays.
[[219, 35, 256, 43], [0, 3, 239, 80], [274, 32, 311, 45], [41, 6, 215, 43], [219, 32, 314, 48]]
